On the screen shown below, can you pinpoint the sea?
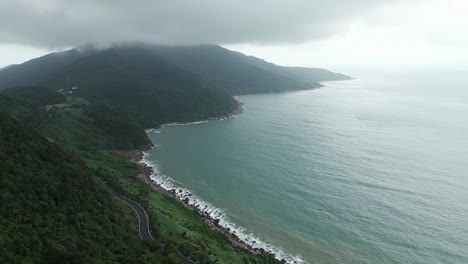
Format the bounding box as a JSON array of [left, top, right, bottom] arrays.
[[144, 71, 468, 264]]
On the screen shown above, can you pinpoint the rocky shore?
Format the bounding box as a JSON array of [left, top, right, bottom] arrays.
[[138, 102, 263, 252], [114, 101, 298, 263], [159, 101, 244, 128], [135, 156, 263, 254], [115, 101, 263, 252]]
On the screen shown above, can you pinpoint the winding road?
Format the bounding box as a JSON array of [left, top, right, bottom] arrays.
[[112, 190, 154, 240], [96, 178, 154, 239], [39, 107, 197, 263], [114, 189, 197, 264], [97, 178, 197, 264]]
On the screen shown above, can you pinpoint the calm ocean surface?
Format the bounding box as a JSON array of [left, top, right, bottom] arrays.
[[146, 72, 468, 263]]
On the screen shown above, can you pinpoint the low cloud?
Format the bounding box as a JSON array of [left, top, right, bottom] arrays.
[[0, 0, 393, 48]]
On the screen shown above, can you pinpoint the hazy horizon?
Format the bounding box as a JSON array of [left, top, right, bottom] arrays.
[[1, 2, 467, 264]]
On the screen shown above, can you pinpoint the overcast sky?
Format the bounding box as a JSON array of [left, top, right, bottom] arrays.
[[0, 0, 466, 72]]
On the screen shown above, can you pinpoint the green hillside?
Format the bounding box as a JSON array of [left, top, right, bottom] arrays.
[[2, 86, 66, 106], [0, 114, 166, 264], [38, 106, 281, 264], [0, 43, 352, 264], [0, 94, 48, 128], [0, 43, 351, 95], [236, 54, 352, 82], [0, 94, 282, 264], [42, 46, 238, 128], [0, 46, 282, 262], [0, 49, 87, 90], [146, 44, 319, 94]]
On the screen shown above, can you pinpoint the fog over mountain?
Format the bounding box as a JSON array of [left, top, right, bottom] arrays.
[[0, 0, 392, 47], [1, 0, 467, 70], [1, 2, 467, 264]]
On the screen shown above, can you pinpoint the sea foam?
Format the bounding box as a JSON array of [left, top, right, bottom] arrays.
[[140, 150, 305, 264]]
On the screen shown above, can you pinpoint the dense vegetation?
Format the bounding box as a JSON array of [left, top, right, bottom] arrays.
[[38, 107, 282, 264], [0, 92, 281, 263], [0, 46, 238, 150], [0, 94, 48, 128], [41, 47, 238, 128], [2, 86, 66, 106], [145, 44, 318, 94], [0, 114, 165, 264], [0, 106, 281, 264], [0, 43, 350, 94], [0, 49, 87, 90], [84, 104, 152, 150], [0, 43, 351, 263]]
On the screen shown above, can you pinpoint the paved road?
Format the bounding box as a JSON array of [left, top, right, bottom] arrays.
[[115, 193, 198, 264], [112, 191, 154, 240], [179, 254, 198, 264], [39, 110, 196, 262], [113, 190, 198, 264], [95, 177, 153, 239]]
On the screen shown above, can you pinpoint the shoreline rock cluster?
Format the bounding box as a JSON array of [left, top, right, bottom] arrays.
[[136, 102, 264, 253], [115, 101, 301, 264]]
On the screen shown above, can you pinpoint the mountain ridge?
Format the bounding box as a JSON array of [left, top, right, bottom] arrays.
[[0, 43, 352, 264], [40, 46, 238, 128], [0, 43, 351, 94]]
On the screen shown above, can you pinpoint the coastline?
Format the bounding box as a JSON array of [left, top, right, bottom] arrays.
[[121, 100, 305, 264], [158, 100, 245, 129]]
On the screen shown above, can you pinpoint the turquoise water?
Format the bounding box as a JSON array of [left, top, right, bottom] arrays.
[[146, 73, 468, 263]]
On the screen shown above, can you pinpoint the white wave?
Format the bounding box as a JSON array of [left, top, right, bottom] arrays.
[[148, 101, 246, 131], [161, 120, 210, 128], [140, 150, 305, 264]]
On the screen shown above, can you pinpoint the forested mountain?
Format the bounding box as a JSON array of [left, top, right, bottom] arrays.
[[236, 53, 352, 82], [0, 89, 282, 264], [2, 86, 66, 106], [0, 94, 47, 128], [41, 46, 238, 128], [145, 44, 319, 94], [0, 43, 351, 95], [0, 49, 87, 90], [0, 114, 167, 264], [0, 42, 352, 154], [0, 46, 239, 150], [0, 43, 351, 264]]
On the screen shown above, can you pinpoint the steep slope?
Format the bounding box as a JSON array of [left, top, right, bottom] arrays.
[[145, 44, 319, 94], [38, 106, 282, 264], [0, 114, 168, 264], [2, 86, 66, 106], [0, 49, 87, 90], [42, 46, 238, 128], [0, 94, 47, 128], [0, 43, 351, 96], [237, 53, 352, 82], [146, 44, 351, 93]]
